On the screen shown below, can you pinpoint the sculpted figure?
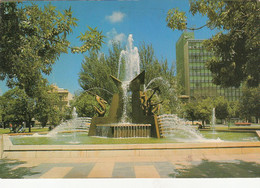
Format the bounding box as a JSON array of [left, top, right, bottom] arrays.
[[140, 87, 163, 115], [94, 95, 107, 117]]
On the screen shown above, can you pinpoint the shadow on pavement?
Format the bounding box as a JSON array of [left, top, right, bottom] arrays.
[[170, 159, 260, 178], [0, 159, 39, 178]]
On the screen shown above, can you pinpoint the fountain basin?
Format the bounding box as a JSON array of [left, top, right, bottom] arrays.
[[6, 130, 260, 145], [1, 134, 260, 160]]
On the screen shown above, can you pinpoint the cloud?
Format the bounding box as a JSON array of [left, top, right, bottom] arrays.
[[106, 11, 126, 23], [106, 28, 126, 46]]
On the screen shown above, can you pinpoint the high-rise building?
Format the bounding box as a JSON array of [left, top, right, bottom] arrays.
[[176, 32, 242, 101]]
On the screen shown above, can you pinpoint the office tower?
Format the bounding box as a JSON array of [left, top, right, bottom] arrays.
[[176, 32, 241, 101]]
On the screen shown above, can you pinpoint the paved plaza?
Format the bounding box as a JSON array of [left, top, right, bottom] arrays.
[[3, 152, 259, 178]]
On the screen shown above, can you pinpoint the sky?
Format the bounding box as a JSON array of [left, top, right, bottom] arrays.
[[0, 0, 219, 96]]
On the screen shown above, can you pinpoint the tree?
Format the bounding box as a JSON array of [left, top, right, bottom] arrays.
[[34, 86, 63, 127], [239, 86, 260, 123], [1, 87, 35, 132], [0, 96, 5, 126], [0, 2, 77, 97], [79, 52, 117, 103], [214, 96, 229, 124], [72, 92, 97, 117], [79, 43, 122, 103], [184, 101, 198, 123], [0, 2, 105, 97], [228, 100, 240, 120], [195, 97, 213, 126], [166, 0, 259, 87]]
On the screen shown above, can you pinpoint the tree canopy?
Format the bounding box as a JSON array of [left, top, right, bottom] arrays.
[[166, 0, 259, 87], [0, 2, 105, 97], [239, 86, 260, 122], [1, 87, 35, 131]]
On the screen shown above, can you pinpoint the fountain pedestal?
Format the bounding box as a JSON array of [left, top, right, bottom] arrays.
[[96, 124, 151, 138], [88, 71, 161, 138]]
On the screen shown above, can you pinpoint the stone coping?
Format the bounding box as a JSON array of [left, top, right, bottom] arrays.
[[3, 134, 260, 152]]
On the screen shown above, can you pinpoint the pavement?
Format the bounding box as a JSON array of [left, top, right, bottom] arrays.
[[6, 152, 260, 178]]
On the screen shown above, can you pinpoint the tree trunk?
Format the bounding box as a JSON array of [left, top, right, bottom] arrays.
[[26, 120, 31, 132]]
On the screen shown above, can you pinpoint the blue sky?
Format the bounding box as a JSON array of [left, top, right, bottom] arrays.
[[0, 0, 218, 95]]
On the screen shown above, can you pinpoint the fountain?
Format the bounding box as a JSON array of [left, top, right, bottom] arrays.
[[88, 34, 162, 138]]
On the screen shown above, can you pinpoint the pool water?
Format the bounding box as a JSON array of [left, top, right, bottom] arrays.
[[9, 131, 260, 145], [201, 131, 260, 142]]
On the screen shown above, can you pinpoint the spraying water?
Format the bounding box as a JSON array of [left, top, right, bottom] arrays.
[[212, 108, 216, 134], [121, 81, 131, 123], [72, 107, 78, 119], [86, 87, 113, 95], [118, 34, 140, 81], [118, 34, 140, 123]]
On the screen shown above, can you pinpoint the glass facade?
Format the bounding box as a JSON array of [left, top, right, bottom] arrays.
[[176, 32, 242, 101]]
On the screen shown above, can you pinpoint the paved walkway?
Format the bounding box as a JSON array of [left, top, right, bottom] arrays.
[[8, 152, 260, 178]]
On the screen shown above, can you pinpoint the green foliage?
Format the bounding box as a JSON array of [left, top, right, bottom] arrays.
[[195, 97, 213, 125], [62, 106, 73, 120], [72, 92, 97, 117], [1, 87, 35, 131], [0, 84, 69, 129], [239, 86, 260, 122], [166, 0, 259, 87], [78, 42, 179, 114], [213, 96, 229, 121], [0, 2, 105, 98], [166, 8, 187, 30], [228, 100, 240, 119], [139, 42, 179, 114], [183, 97, 213, 125], [184, 101, 197, 122], [79, 42, 122, 103], [71, 26, 105, 53], [34, 86, 63, 127], [0, 2, 78, 97]]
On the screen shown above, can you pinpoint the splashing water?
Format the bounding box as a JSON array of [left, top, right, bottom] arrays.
[[117, 34, 140, 123], [145, 77, 166, 91], [158, 114, 222, 142], [46, 117, 91, 137], [44, 108, 91, 137]]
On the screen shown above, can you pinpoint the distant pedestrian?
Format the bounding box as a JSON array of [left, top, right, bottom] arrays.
[[10, 123, 13, 132]]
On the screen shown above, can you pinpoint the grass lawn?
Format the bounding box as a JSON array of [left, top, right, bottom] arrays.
[[0, 129, 10, 134], [0, 127, 49, 134]]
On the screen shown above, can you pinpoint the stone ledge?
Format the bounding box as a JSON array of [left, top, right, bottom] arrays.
[[4, 142, 260, 152]]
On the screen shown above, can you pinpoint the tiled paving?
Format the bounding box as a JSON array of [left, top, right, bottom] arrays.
[[11, 153, 260, 178]]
